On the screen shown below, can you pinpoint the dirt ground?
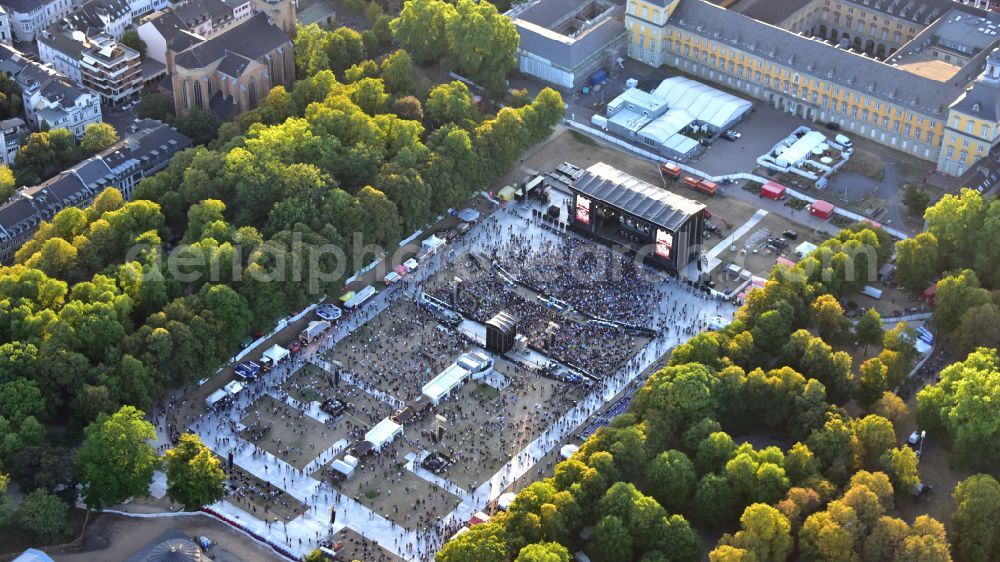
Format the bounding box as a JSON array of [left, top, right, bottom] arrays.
[[50, 513, 284, 562], [334, 460, 462, 532], [240, 395, 341, 471]]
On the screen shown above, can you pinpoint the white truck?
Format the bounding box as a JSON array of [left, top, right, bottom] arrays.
[[300, 320, 331, 344]]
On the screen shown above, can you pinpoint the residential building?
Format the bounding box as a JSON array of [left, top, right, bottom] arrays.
[[507, 0, 627, 90], [0, 6, 12, 45], [0, 0, 75, 42], [0, 116, 25, 166], [0, 119, 192, 262], [0, 44, 103, 137], [127, 0, 171, 19], [60, 0, 132, 40], [170, 12, 294, 119], [81, 33, 142, 105], [37, 27, 87, 85], [137, 10, 204, 65]]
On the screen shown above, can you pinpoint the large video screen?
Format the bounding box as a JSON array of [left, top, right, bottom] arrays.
[[576, 196, 591, 225], [656, 229, 673, 260]]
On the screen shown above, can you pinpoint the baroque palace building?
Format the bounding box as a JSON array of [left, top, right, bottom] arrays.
[[623, 0, 1000, 176]]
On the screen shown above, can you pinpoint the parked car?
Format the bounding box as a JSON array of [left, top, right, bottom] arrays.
[[825, 122, 841, 131], [721, 130, 741, 141], [782, 229, 799, 240]]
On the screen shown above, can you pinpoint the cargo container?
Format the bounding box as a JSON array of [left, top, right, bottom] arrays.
[[682, 176, 717, 196], [660, 162, 682, 179]]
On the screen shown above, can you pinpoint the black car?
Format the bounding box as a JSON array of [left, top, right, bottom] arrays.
[[782, 230, 799, 240], [825, 122, 840, 131]]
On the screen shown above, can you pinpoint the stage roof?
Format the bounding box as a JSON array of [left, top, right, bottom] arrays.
[[572, 162, 706, 231]]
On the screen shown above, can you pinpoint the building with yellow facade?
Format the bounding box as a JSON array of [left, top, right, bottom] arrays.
[[606, 0, 1000, 176]]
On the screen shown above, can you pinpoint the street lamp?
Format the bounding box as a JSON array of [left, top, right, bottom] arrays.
[[918, 430, 927, 457]]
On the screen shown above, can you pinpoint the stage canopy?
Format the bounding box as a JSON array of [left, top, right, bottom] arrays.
[[572, 162, 705, 231]]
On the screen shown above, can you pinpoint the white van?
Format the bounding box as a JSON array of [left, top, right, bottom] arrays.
[[835, 133, 852, 147]]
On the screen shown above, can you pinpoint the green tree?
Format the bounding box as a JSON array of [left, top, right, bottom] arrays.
[[515, 542, 570, 562], [852, 415, 896, 471], [953, 303, 1000, 356], [444, 0, 518, 98], [719, 503, 792, 562], [81, 122, 119, 155], [0, 72, 23, 119], [380, 50, 415, 96], [917, 348, 1000, 469], [0, 378, 46, 424], [591, 515, 632, 562], [76, 405, 159, 510], [645, 450, 696, 512], [895, 232, 939, 292], [0, 473, 13, 527], [855, 308, 884, 352], [121, 29, 147, 59], [903, 186, 931, 217], [390, 0, 453, 63], [16, 488, 68, 541], [294, 23, 332, 77], [163, 433, 226, 510], [924, 188, 985, 271], [880, 447, 920, 495], [0, 164, 14, 201], [137, 92, 175, 121], [174, 108, 220, 145], [14, 129, 80, 186], [426, 81, 476, 127], [327, 27, 366, 77], [952, 474, 1000, 562], [811, 294, 849, 344], [856, 357, 887, 409]]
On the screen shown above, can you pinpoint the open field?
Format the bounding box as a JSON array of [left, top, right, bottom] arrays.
[[239, 395, 340, 471]]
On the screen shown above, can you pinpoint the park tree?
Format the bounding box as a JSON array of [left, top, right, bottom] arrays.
[[811, 294, 849, 344], [972, 198, 1000, 287], [81, 122, 119, 155], [14, 129, 80, 186], [775, 487, 821, 530], [436, 522, 506, 562], [391, 0, 453, 63], [15, 488, 68, 541], [344, 59, 379, 83], [392, 95, 423, 121], [380, 50, 415, 96], [591, 515, 632, 562], [856, 358, 887, 409], [855, 308, 884, 352], [871, 391, 908, 423], [880, 447, 920, 495], [349, 77, 390, 115], [515, 542, 570, 562], [645, 450, 696, 513], [426, 81, 476, 127], [0, 378, 45, 424], [695, 474, 739, 528], [852, 415, 896, 471], [952, 303, 1000, 356], [445, 0, 518, 97], [0, 473, 12, 527], [952, 474, 1000, 562], [164, 433, 225, 510], [799, 503, 860, 562], [76, 405, 159, 510], [259, 86, 295, 125], [327, 27, 366, 77], [294, 23, 332, 77], [917, 347, 1000, 469], [934, 269, 992, 334], [717, 503, 792, 562], [925, 188, 985, 271], [895, 232, 939, 292]]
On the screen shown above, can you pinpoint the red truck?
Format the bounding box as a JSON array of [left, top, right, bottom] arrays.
[[682, 176, 718, 196], [659, 162, 682, 179]]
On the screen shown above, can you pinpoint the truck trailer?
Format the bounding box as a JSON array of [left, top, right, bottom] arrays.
[[300, 320, 331, 344]]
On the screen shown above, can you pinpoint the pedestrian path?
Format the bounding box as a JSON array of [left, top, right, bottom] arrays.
[[705, 208, 769, 271]]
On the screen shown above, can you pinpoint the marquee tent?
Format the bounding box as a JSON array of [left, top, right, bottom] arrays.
[[262, 344, 289, 365], [365, 418, 403, 451]]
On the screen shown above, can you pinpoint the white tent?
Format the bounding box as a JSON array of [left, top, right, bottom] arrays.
[[498, 492, 517, 511], [205, 389, 228, 408], [262, 344, 290, 365], [795, 241, 819, 259], [560, 444, 580, 459], [652, 76, 752, 129], [422, 363, 470, 404], [331, 459, 355, 477], [224, 380, 245, 395], [365, 418, 403, 451], [422, 235, 445, 254]]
